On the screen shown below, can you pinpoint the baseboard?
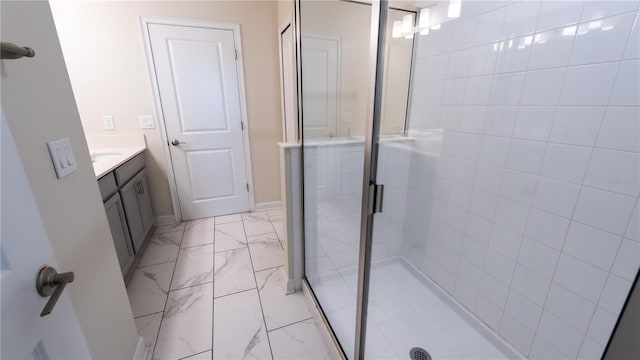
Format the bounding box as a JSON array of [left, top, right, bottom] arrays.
[[132, 336, 148, 360], [285, 278, 302, 294], [254, 200, 281, 211], [155, 215, 177, 226]]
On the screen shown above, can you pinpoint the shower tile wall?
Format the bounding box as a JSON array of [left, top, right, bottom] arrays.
[[403, 1, 640, 358]]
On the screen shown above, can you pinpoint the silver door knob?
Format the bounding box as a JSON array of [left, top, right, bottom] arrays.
[[171, 139, 185, 146], [36, 265, 75, 317]]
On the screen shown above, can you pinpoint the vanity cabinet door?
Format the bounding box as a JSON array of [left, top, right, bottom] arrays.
[[137, 170, 154, 232], [104, 193, 135, 276], [120, 169, 154, 254], [120, 174, 145, 253]]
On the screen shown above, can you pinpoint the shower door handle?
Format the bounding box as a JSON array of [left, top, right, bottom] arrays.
[[368, 183, 384, 215]]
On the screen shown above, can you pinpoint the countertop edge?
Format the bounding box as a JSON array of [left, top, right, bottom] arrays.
[[94, 146, 146, 179]]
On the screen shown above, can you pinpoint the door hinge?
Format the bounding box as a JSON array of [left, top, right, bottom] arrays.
[[241, 121, 244, 130], [246, 183, 250, 192], [234, 49, 238, 59], [368, 183, 384, 215]]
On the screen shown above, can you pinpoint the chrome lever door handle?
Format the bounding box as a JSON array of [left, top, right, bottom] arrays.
[[36, 265, 75, 317], [171, 139, 185, 146]]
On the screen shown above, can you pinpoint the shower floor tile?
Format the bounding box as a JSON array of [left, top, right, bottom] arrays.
[[127, 209, 340, 360], [314, 257, 522, 359]]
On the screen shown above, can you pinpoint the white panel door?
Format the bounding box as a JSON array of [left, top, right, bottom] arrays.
[[1, 114, 91, 359], [149, 23, 250, 220], [302, 35, 340, 139]]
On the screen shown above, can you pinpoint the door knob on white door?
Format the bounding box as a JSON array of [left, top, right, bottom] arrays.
[[171, 139, 186, 146], [36, 265, 75, 317]]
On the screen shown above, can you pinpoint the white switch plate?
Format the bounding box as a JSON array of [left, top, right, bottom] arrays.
[[47, 138, 78, 179], [138, 115, 155, 129], [102, 115, 115, 130]]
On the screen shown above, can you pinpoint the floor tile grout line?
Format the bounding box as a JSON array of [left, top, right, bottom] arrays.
[[133, 310, 164, 320], [214, 286, 257, 300], [266, 316, 314, 333], [137, 258, 179, 269], [176, 348, 212, 360], [242, 215, 275, 360], [151, 227, 186, 360], [214, 244, 249, 255], [215, 220, 243, 226]]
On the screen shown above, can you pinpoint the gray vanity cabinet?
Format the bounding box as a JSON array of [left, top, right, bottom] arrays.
[[120, 169, 153, 254], [98, 152, 154, 281], [104, 193, 135, 275]]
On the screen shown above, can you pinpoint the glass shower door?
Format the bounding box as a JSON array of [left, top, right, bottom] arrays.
[[300, 1, 371, 357]]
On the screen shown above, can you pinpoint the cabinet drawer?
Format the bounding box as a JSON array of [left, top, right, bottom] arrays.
[[115, 153, 145, 185], [97, 172, 117, 201]]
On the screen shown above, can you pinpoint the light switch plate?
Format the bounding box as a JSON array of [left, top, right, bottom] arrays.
[[102, 115, 115, 130], [138, 115, 155, 129], [47, 138, 78, 179]]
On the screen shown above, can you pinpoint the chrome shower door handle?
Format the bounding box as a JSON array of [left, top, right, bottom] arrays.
[[36, 265, 75, 317]]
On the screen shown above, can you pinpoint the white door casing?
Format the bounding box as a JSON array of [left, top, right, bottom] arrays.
[[0, 113, 91, 359], [301, 34, 341, 139], [146, 21, 252, 220], [279, 22, 298, 143]]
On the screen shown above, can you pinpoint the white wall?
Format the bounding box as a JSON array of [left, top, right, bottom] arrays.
[[403, 0, 640, 358], [0, 1, 138, 357], [50, 0, 284, 216]]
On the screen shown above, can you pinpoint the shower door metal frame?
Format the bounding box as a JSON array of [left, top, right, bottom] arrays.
[[293, 0, 395, 359], [353, 0, 388, 359]]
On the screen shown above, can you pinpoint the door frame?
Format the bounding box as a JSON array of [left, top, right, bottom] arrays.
[[140, 16, 255, 223], [300, 33, 342, 138]]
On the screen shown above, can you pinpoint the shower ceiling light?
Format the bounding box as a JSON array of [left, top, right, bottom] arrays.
[[448, 0, 462, 18], [589, 20, 602, 30], [419, 8, 431, 29], [392, 20, 403, 38], [402, 14, 414, 35]]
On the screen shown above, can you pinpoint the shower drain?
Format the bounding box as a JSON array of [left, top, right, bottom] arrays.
[[409, 347, 432, 360]]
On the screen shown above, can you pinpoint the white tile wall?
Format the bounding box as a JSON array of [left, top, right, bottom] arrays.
[[404, 0, 640, 357]]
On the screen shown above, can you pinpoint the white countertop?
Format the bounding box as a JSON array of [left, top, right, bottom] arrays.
[[91, 146, 146, 179]]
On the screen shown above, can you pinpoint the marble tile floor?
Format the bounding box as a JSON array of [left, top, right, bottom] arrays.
[[127, 208, 340, 360]]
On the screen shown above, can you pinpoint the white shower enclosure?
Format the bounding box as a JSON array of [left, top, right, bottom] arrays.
[[298, 1, 640, 359]]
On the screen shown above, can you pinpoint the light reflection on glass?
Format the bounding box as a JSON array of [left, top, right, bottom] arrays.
[[562, 25, 577, 37]]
